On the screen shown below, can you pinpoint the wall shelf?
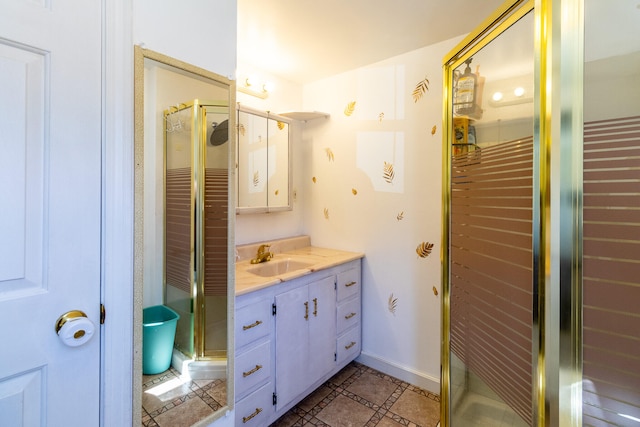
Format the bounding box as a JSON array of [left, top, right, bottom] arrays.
[[278, 111, 330, 122]]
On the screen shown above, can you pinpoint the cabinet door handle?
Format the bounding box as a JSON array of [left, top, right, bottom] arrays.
[[345, 341, 357, 350], [304, 301, 309, 320], [242, 364, 263, 377], [345, 312, 357, 319], [313, 298, 318, 316], [242, 407, 263, 423], [242, 320, 263, 331], [345, 281, 357, 287]]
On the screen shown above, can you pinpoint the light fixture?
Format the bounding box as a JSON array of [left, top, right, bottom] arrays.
[[238, 75, 274, 99], [488, 85, 532, 107]]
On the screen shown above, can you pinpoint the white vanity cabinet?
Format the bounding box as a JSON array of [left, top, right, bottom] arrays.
[[274, 275, 336, 409], [234, 257, 362, 425]]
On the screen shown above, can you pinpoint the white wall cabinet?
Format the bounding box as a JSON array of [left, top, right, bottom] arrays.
[[234, 258, 362, 425]]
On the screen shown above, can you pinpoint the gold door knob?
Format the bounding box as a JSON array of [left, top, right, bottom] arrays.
[[55, 310, 95, 347]]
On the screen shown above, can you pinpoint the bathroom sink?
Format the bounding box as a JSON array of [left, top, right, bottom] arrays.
[[246, 258, 313, 277]]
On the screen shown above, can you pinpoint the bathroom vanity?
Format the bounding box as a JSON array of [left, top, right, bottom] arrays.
[[234, 236, 363, 426]]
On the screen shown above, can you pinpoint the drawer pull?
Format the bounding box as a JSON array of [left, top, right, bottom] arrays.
[[344, 281, 357, 287], [304, 301, 309, 320], [242, 364, 263, 377], [345, 341, 356, 350], [313, 298, 318, 316], [242, 407, 262, 423], [242, 320, 263, 331], [345, 312, 357, 320]]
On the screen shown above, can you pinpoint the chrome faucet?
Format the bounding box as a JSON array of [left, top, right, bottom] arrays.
[[250, 244, 274, 264]]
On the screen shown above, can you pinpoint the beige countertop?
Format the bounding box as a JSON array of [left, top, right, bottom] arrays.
[[235, 245, 364, 296]]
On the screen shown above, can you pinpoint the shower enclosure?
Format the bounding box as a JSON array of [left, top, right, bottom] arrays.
[[441, 0, 640, 426], [164, 100, 230, 376]]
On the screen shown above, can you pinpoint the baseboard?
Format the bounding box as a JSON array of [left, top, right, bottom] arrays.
[[356, 352, 440, 395]]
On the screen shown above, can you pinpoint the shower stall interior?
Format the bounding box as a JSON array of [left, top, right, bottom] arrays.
[[441, 1, 640, 426], [164, 100, 230, 377]]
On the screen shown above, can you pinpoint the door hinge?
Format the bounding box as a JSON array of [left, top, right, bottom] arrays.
[[334, 352, 337, 362], [272, 303, 277, 316], [334, 278, 337, 290], [100, 304, 106, 324], [272, 392, 277, 405]]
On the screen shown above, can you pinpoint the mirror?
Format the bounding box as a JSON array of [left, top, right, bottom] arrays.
[[236, 104, 292, 213], [134, 46, 235, 427]]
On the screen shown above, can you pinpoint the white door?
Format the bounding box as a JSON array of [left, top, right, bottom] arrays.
[[0, 1, 102, 426]]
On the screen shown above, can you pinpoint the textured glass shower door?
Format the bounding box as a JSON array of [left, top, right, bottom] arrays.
[[164, 101, 230, 361], [443, 3, 535, 426]]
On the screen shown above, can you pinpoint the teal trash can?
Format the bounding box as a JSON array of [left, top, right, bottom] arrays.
[[142, 305, 180, 375]]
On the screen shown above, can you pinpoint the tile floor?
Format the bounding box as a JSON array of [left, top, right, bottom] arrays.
[[141, 361, 441, 427], [141, 368, 227, 427]]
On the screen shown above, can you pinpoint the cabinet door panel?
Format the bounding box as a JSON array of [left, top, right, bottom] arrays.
[[337, 267, 360, 301], [308, 276, 337, 384], [235, 382, 274, 427], [337, 326, 361, 365], [235, 340, 271, 399], [337, 297, 360, 335], [275, 286, 309, 408], [236, 298, 273, 350]]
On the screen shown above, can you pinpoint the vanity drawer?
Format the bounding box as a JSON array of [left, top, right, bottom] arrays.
[[236, 298, 272, 350], [235, 340, 271, 399], [336, 267, 360, 301], [336, 326, 361, 365], [337, 297, 360, 335], [235, 382, 274, 427]]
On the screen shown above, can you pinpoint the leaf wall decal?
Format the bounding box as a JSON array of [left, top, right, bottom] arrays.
[[344, 101, 356, 116], [432, 286, 439, 296], [383, 161, 395, 184], [253, 171, 260, 187], [388, 294, 398, 314], [323, 208, 330, 219], [397, 211, 404, 221], [416, 241, 434, 258], [352, 188, 357, 195], [277, 121, 285, 130], [274, 189, 279, 196], [412, 77, 430, 102], [378, 112, 384, 122], [325, 148, 335, 161], [312, 176, 317, 183], [431, 125, 437, 135], [238, 123, 246, 136]]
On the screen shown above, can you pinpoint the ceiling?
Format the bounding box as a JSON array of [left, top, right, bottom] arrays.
[[237, 0, 506, 85]]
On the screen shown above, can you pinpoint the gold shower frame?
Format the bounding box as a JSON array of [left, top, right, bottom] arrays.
[[440, 0, 584, 425]]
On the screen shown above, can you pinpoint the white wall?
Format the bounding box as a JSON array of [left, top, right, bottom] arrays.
[[299, 36, 464, 391], [133, 0, 236, 80]]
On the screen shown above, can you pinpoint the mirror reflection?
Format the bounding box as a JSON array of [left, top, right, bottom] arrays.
[[447, 8, 535, 427], [236, 104, 291, 213], [134, 46, 235, 427]]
